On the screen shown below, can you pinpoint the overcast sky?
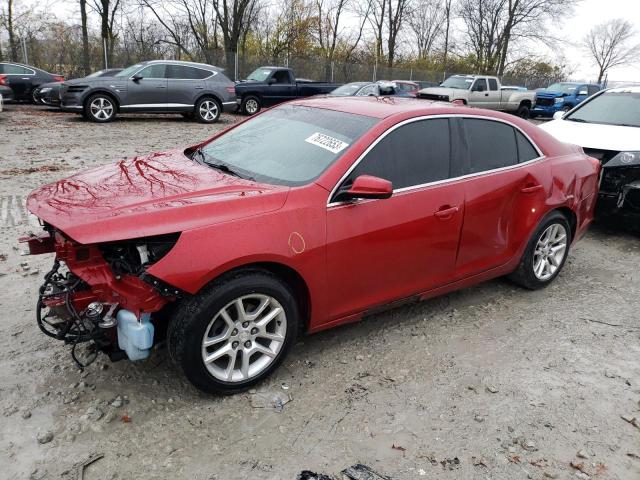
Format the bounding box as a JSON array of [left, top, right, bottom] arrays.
[[554, 0, 640, 81]]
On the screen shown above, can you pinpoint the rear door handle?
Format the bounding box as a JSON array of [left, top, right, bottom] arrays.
[[156, 85, 166, 89], [434, 205, 459, 219], [195, 86, 204, 89], [520, 184, 543, 194]]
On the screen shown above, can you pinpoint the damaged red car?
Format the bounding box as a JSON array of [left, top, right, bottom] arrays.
[[24, 97, 600, 394]]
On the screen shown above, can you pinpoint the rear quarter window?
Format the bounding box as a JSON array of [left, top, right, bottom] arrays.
[[516, 131, 540, 162]]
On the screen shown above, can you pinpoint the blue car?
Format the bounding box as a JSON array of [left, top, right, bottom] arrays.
[[531, 82, 601, 118]]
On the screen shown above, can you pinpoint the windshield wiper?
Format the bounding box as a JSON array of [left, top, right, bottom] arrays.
[[566, 118, 589, 123], [190, 147, 255, 181]]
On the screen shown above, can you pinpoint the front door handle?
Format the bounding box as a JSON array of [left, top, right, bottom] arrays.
[[520, 184, 543, 194], [156, 85, 167, 88], [484, 93, 489, 96], [434, 205, 459, 219]]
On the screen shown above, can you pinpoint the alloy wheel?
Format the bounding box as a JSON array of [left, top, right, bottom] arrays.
[[201, 294, 287, 382], [90, 97, 114, 120], [245, 99, 259, 114], [532, 223, 568, 281], [199, 100, 219, 121]]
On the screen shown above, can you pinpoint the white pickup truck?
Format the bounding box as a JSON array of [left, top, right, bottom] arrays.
[[417, 75, 535, 118]]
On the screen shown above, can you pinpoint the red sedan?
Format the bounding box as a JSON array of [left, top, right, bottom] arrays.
[[25, 97, 600, 394]]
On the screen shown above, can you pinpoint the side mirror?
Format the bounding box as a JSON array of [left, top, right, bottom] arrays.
[[343, 175, 393, 200], [552, 111, 564, 120], [132, 74, 143, 82], [578, 90, 588, 96]]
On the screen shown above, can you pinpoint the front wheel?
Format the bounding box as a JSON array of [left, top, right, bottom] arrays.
[[168, 270, 299, 394], [241, 95, 261, 115], [508, 211, 571, 290], [84, 94, 116, 122]]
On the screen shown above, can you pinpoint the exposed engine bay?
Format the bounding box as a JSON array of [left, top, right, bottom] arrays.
[[585, 148, 640, 229], [23, 227, 181, 367]]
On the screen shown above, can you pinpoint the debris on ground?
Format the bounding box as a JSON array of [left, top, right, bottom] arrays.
[[77, 453, 104, 480], [391, 444, 406, 454], [36, 430, 54, 444], [341, 464, 391, 480], [296, 471, 333, 480]]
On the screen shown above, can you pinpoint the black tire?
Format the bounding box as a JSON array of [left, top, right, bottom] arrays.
[[167, 269, 300, 394], [31, 89, 40, 105], [508, 211, 572, 290], [84, 93, 117, 122], [195, 97, 221, 123], [241, 95, 261, 115], [516, 104, 530, 119]]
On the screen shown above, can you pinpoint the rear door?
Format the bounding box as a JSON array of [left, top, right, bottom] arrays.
[[326, 117, 465, 320], [486, 78, 502, 109], [166, 64, 212, 110], [123, 63, 167, 108], [454, 117, 548, 278]]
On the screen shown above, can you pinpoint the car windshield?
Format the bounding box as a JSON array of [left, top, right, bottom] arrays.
[[247, 68, 273, 82], [546, 83, 578, 94], [200, 105, 378, 186], [115, 64, 144, 77], [440, 77, 474, 89], [330, 83, 368, 96], [86, 70, 106, 78], [565, 89, 640, 127]]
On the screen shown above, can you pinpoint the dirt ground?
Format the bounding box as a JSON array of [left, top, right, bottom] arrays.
[[0, 104, 639, 480]]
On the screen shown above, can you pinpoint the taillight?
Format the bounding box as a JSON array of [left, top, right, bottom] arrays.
[[0, 75, 6, 86], [226, 86, 235, 93], [53, 75, 65, 82]]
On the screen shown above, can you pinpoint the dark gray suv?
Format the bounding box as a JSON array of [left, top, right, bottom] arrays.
[[60, 60, 236, 123]]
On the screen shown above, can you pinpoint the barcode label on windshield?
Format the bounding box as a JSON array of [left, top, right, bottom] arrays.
[[305, 132, 349, 154]]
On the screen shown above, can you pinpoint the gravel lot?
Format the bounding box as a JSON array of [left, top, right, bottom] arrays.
[[1, 104, 639, 480]]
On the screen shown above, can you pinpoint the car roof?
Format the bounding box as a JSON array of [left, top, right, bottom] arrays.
[[604, 86, 640, 93], [145, 59, 221, 71], [288, 95, 506, 120]]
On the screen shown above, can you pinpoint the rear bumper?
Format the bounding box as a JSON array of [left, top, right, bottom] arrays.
[[222, 100, 237, 113]]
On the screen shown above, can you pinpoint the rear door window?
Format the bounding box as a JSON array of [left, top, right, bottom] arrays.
[[463, 118, 518, 173], [347, 119, 451, 190], [488, 78, 498, 91], [1, 64, 33, 74]]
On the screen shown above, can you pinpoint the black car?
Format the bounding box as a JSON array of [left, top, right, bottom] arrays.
[[60, 60, 236, 123], [34, 68, 123, 106], [0, 62, 64, 102], [235, 66, 341, 115]]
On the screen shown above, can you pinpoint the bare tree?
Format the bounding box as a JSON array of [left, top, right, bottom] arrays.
[[79, 0, 91, 73], [3, 0, 19, 60], [212, 0, 259, 70], [91, 0, 122, 67], [442, 0, 453, 71], [385, 0, 409, 67], [584, 19, 640, 83], [407, 0, 445, 60]]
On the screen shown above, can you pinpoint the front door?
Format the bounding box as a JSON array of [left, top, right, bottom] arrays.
[[326, 118, 464, 320], [1, 63, 35, 99], [469, 78, 490, 108], [123, 63, 167, 108]]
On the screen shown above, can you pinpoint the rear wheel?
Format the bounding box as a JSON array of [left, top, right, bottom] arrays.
[[84, 94, 116, 122], [509, 211, 571, 289], [168, 270, 299, 394], [195, 97, 221, 123], [516, 104, 530, 119], [241, 95, 261, 115]]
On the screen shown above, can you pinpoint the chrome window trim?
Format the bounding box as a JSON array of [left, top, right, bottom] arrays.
[[326, 113, 545, 208], [122, 103, 194, 108]]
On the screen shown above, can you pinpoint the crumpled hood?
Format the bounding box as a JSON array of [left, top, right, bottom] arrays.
[[535, 90, 564, 99], [27, 149, 289, 244]]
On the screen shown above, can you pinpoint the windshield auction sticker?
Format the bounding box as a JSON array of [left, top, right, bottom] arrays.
[[305, 132, 349, 154]]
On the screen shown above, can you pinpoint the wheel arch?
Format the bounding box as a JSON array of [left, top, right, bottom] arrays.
[[519, 99, 532, 108], [84, 89, 120, 111], [553, 206, 577, 242], [198, 261, 312, 333], [194, 92, 223, 108]]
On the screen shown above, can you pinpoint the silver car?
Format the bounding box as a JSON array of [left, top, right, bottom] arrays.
[[60, 60, 236, 123]]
